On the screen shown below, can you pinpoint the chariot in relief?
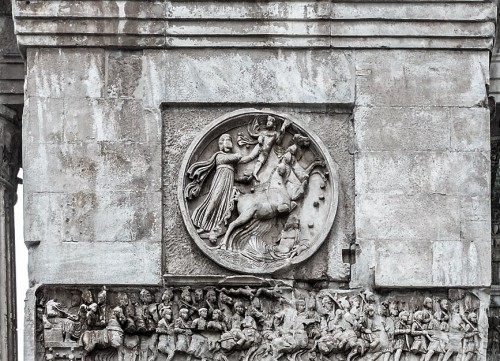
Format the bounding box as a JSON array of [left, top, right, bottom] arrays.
[[178, 109, 339, 273]]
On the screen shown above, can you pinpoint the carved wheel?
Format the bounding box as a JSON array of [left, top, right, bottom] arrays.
[[178, 109, 339, 274]]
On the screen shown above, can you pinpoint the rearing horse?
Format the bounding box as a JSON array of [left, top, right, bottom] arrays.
[[80, 307, 126, 361], [219, 158, 325, 251]]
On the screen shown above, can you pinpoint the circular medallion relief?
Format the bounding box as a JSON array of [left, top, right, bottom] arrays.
[[178, 109, 339, 274]]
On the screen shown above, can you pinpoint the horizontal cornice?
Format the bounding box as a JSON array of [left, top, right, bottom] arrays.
[[13, 1, 497, 50]]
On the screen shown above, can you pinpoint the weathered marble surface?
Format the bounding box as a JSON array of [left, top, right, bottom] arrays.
[[23, 49, 357, 284], [33, 283, 489, 361], [15, 1, 496, 361], [351, 50, 491, 289], [177, 109, 340, 274], [22, 47, 492, 286], [164, 106, 354, 280], [12, 1, 496, 50]]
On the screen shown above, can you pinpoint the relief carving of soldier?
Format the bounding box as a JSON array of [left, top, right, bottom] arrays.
[[38, 286, 484, 361]]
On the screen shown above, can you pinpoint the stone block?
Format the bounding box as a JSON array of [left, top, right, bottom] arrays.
[[376, 237, 491, 288], [23, 97, 64, 144], [460, 219, 490, 243], [24, 287, 38, 361], [354, 106, 490, 153], [297, 110, 355, 275], [356, 194, 461, 241], [24, 141, 161, 193], [14, 1, 165, 19], [432, 240, 490, 287], [106, 50, 144, 99], [167, 20, 331, 37], [18, 33, 166, 49], [24, 193, 63, 247], [350, 240, 375, 288], [331, 21, 494, 38], [30, 240, 162, 285], [375, 239, 433, 287], [166, 1, 331, 20], [164, 35, 324, 49], [16, 18, 166, 37], [62, 190, 161, 243], [461, 195, 490, 222], [25, 190, 161, 245], [23, 142, 98, 192], [450, 152, 490, 196], [334, 37, 493, 50], [450, 107, 490, 151], [63, 98, 161, 143], [355, 50, 489, 107], [356, 151, 489, 196], [331, 2, 496, 21], [143, 49, 355, 107], [355, 106, 450, 151], [26, 48, 105, 98], [324, 182, 354, 281]]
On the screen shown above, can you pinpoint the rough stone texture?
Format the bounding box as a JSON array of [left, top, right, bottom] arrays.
[[23, 47, 492, 288], [12, 1, 497, 50], [143, 49, 355, 107], [14, 2, 496, 360], [26, 49, 105, 99], [164, 106, 354, 280], [351, 50, 491, 288], [354, 51, 489, 108], [23, 48, 162, 285], [30, 283, 491, 361]]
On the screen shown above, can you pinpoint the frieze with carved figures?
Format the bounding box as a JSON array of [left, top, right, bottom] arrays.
[[36, 284, 484, 361]]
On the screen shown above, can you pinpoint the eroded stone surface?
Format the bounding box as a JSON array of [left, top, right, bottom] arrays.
[[33, 283, 488, 361], [16, 7, 495, 360], [164, 106, 354, 280], [177, 109, 338, 274]]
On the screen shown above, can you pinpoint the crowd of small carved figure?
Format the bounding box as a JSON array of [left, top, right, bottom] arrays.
[[38, 286, 481, 361]]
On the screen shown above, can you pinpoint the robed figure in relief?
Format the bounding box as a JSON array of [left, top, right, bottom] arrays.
[[185, 134, 252, 238]]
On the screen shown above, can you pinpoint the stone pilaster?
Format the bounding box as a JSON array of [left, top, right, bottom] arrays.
[[0, 104, 21, 361]]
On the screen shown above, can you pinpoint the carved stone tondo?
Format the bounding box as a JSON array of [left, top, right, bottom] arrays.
[[178, 109, 339, 273]]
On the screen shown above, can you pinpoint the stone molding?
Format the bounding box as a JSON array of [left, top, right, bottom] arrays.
[[12, 1, 497, 51], [0, 53, 24, 105], [1, 5, 24, 105], [490, 54, 500, 103]]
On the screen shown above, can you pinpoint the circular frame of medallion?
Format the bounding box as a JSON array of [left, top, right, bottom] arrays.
[[178, 109, 339, 274]]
